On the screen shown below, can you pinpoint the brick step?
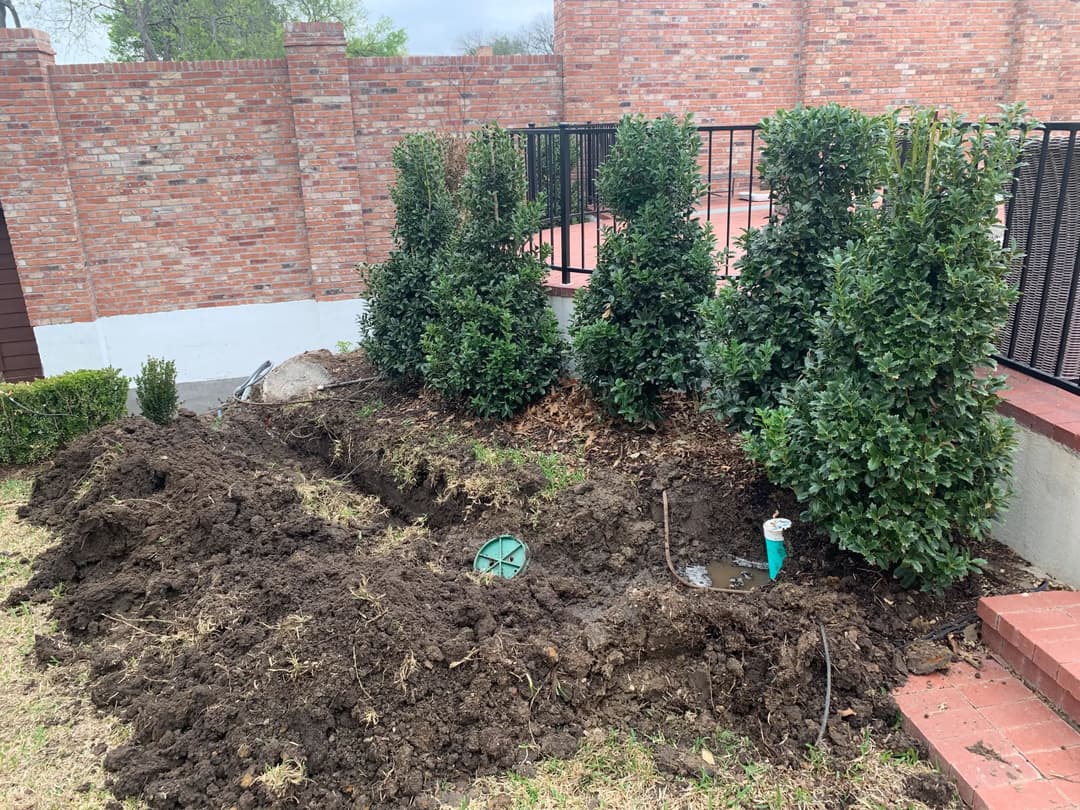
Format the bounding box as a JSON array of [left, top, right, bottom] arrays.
[[894, 657, 1080, 809], [978, 591, 1080, 723]]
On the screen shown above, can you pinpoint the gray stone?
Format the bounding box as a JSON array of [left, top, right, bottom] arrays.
[[259, 356, 335, 403]]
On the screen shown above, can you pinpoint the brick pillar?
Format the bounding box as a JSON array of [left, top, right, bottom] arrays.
[[0, 28, 94, 325], [284, 22, 366, 299]]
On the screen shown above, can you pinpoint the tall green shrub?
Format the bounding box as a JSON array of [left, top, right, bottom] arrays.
[[702, 105, 889, 429], [752, 106, 1031, 590], [0, 369, 128, 463], [422, 124, 564, 418], [570, 115, 716, 423], [135, 356, 179, 425], [360, 132, 457, 381]]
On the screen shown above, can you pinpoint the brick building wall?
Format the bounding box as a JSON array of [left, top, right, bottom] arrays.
[[0, 4, 1077, 380], [556, 0, 1079, 122]]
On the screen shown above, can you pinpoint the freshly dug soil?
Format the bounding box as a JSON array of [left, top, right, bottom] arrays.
[[12, 353, 1043, 809]]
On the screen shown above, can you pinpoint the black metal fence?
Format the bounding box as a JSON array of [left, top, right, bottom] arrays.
[[513, 120, 1080, 395], [999, 123, 1080, 394], [513, 122, 770, 283]]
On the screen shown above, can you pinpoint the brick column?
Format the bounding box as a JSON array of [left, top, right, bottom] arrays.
[[283, 22, 366, 299], [0, 28, 94, 325]]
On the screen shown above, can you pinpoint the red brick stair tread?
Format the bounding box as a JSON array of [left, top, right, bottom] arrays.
[[979, 591, 1080, 725], [894, 657, 1080, 808]]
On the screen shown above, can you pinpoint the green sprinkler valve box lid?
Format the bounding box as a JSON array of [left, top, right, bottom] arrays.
[[474, 535, 528, 580]]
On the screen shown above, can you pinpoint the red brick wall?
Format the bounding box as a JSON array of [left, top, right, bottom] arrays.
[[557, 0, 1080, 123], [47, 58, 311, 318], [0, 25, 561, 327], [352, 54, 563, 261], [557, 0, 804, 124], [1, 6, 1078, 330], [1013, 0, 1080, 120], [799, 0, 1018, 114]]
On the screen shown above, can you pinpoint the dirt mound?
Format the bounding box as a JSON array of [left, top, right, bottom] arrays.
[[11, 372, 1031, 808]]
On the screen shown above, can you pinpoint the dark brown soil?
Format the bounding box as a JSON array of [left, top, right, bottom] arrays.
[[11, 352, 1044, 809]]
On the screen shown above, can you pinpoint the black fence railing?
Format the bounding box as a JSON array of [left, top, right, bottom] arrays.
[[999, 123, 1080, 394], [512, 123, 770, 283], [514, 121, 1080, 395]]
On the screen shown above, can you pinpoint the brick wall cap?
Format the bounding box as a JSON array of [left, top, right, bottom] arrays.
[[284, 21, 347, 49], [0, 27, 55, 56]]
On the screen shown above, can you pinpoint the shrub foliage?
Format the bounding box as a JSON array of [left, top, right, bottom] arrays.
[[570, 114, 716, 423], [751, 106, 1031, 590], [135, 356, 179, 425], [702, 104, 889, 428], [422, 124, 564, 418], [360, 133, 457, 381], [0, 368, 128, 463]]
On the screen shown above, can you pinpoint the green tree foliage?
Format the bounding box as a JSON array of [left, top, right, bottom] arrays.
[[97, 0, 406, 61], [457, 13, 553, 55], [570, 114, 716, 423], [135, 356, 179, 425], [751, 106, 1031, 591], [702, 104, 889, 429], [422, 124, 564, 418], [360, 133, 456, 382]]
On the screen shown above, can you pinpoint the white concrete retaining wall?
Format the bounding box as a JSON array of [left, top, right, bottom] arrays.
[[32, 298, 368, 384], [995, 424, 1080, 587]]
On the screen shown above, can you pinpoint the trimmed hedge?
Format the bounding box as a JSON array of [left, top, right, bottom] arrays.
[[0, 368, 128, 463]]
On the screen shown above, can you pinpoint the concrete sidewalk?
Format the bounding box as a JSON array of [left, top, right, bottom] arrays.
[[126, 377, 245, 417]]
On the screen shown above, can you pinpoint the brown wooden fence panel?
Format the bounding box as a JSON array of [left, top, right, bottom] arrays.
[[0, 205, 44, 382]]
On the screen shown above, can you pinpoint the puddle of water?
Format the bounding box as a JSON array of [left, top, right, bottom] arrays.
[[706, 558, 771, 591]]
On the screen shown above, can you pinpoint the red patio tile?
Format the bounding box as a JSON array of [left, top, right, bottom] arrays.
[[895, 685, 967, 718], [1053, 774, 1080, 804], [1028, 746, 1080, 780], [1055, 661, 1080, 700], [979, 698, 1061, 731], [914, 705, 996, 741], [1006, 718, 1080, 754], [975, 779, 1072, 810], [931, 733, 1038, 803], [962, 676, 1038, 709]]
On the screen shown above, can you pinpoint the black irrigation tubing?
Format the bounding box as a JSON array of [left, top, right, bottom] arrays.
[[2, 393, 74, 419], [916, 579, 1051, 643]]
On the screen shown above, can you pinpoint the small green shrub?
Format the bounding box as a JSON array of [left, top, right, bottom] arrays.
[[135, 356, 178, 425], [702, 104, 889, 429], [751, 105, 1032, 590], [360, 132, 457, 381], [423, 123, 564, 418], [570, 114, 716, 423], [0, 368, 128, 463]]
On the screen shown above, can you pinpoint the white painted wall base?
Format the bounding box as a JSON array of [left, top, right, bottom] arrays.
[[33, 298, 368, 384], [548, 294, 575, 338], [994, 424, 1080, 587]]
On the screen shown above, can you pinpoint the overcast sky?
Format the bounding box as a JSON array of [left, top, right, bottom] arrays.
[[18, 0, 554, 63]]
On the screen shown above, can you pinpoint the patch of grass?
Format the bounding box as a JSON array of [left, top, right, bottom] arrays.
[[0, 474, 147, 809], [467, 729, 958, 809], [471, 439, 586, 501], [355, 398, 385, 419], [254, 758, 306, 798], [73, 442, 123, 503], [296, 476, 388, 529], [372, 518, 431, 557]]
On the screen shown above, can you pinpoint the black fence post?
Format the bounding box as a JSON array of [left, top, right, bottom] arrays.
[[525, 123, 537, 204], [559, 122, 572, 285]]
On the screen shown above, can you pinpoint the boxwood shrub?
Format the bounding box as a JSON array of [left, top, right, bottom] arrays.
[[0, 368, 128, 463], [751, 105, 1031, 591]]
